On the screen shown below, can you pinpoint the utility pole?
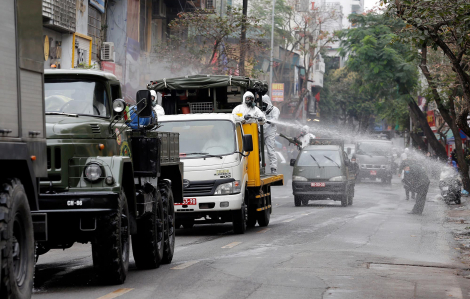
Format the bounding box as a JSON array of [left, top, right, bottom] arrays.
[[239, 0, 248, 76], [269, 0, 276, 100]]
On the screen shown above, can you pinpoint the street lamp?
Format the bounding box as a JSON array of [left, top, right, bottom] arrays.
[[269, 0, 276, 100]]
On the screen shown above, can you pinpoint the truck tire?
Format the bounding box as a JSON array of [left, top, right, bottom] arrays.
[[161, 183, 175, 264], [341, 194, 348, 207], [131, 190, 164, 269], [0, 179, 34, 299], [294, 196, 301, 207], [232, 204, 246, 234], [247, 205, 257, 228], [257, 196, 271, 227], [92, 190, 130, 284]]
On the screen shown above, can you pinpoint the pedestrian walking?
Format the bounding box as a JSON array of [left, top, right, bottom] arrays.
[[401, 162, 430, 214]]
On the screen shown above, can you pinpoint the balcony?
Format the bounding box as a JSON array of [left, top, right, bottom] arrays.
[[42, 0, 76, 33]]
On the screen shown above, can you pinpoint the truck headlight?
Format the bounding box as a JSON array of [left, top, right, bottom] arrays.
[[84, 163, 103, 182], [292, 176, 307, 182], [329, 176, 346, 182], [214, 180, 241, 195]]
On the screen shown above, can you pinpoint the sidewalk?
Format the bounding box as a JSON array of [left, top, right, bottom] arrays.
[[445, 193, 470, 278]]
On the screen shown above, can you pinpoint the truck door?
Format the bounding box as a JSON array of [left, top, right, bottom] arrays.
[[0, 0, 20, 138]]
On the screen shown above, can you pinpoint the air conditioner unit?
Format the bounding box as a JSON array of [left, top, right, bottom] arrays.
[[101, 42, 115, 62]]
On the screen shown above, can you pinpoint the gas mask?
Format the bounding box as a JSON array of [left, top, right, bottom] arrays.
[[245, 96, 255, 108], [262, 102, 268, 111]]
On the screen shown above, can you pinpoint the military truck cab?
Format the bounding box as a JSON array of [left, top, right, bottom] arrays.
[[36, 69, 183, 284]]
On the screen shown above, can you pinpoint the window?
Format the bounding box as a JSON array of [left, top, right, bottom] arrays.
[[236, 124, 243, 153], [45, 80, 109, 117], [206, 0, 215, 9], [159, 120, 236, 157], [297, 150, 341, 167], [88, 6, 102, 61]]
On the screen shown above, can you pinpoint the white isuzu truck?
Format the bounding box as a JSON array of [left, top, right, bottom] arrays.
[[153, 75, 284, 234]]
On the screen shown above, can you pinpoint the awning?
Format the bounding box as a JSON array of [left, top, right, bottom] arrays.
[[446, 129, 467, 142]]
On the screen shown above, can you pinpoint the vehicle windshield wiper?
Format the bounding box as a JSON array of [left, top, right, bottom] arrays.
[[323, 155, 341, 168], [309, 154, 322, 168], [202, 154, 223, 160], [45, 112, 78, 117], [184, 152, 209, 156]]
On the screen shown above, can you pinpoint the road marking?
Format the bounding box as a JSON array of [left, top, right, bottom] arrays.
[[171, 260, 200, 270], [283, 218, 295, 223], [221, 242, 242, 248], [257, 228, 270, 233], [97, 288, 134, 299]]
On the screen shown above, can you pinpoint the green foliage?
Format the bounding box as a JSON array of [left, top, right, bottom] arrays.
[[334, 12, 419, 130]]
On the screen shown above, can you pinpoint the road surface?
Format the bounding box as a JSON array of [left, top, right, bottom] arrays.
[[33, 177, 469, 299]]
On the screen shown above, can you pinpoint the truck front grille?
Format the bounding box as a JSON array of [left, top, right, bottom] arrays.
[[184, 181, 215, 196], [46, 146, 61, 170]]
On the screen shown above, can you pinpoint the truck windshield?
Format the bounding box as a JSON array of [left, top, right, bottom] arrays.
[[160, 120, 236, 157], [356, 142, 391, 156], [297, 150, 341, 167], [45, 80, 109, 117]]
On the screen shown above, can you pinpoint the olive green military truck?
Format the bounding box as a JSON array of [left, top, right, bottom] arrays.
[[34, 69, 183, 284], [0, 0, 46, 297]]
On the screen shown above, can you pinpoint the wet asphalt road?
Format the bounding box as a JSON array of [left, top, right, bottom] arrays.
[[33, 176, 470, 299]]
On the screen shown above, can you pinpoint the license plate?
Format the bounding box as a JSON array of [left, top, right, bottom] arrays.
[[311, 182, 325, 187], [370, 170, 377, 175], [175, 198, 197, 205]]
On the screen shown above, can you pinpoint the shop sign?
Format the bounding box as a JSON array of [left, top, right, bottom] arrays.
[[272, 83, 284, 102], [101, 61, 115, 74], [427, 110, 436, 131]]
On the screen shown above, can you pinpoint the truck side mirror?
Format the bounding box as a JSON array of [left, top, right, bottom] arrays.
[[290, 159, 296, 166], [242, 135, 253, 152], [136, 90, 153, 118]]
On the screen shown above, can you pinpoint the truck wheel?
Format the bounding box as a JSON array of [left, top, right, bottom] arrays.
[[0, 179, 34, 299], [341, 194, 348, 207], [257, 200, 271, 227], [294, 196, 301, 207], [233, 204, 247, 234], [247, 205, 257, 228], [92, 190, 130, 284], [131, 190, 164, 269], [161, 183, 175, 264]]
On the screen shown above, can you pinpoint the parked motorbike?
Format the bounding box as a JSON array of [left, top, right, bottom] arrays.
[[439, 168, 462, 204]]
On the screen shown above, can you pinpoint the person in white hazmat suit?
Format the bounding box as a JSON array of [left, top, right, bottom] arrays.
[[298, 125, 316, 148], [232, 91, 266, 125], [150, 90, 166, 117], [262, 95, 280, 174]]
